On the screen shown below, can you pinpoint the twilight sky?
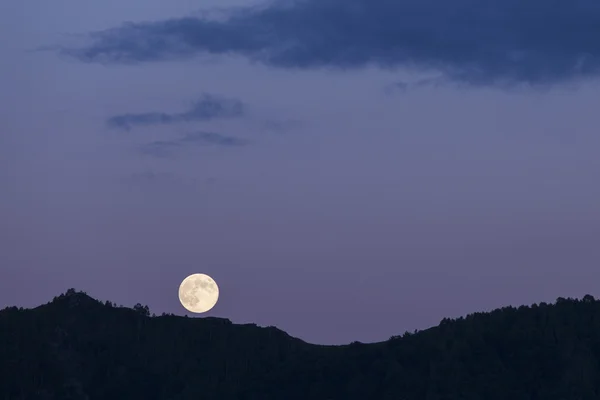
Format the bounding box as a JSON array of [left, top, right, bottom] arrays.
[[1, 0, 600, 344]]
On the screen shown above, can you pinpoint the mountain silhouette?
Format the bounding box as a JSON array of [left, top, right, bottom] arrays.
[[2, 289, 600, 399]]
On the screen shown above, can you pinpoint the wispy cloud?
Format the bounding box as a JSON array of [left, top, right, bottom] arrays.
[[61, 0, 600, 86], [140, 131, 250, 158], [107, 94, 244, 131], [383, 76, 462, 94]]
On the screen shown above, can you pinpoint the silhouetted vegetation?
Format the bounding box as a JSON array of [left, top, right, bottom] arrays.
[[2, 289, 600, 399]]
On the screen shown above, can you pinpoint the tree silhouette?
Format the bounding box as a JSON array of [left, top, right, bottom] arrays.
[[133, 303, 150, 317]]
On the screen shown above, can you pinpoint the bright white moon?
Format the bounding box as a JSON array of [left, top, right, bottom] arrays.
[[178, 273, 219, 313]]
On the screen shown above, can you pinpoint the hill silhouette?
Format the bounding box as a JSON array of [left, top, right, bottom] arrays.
[[2, 289, 600, 399]]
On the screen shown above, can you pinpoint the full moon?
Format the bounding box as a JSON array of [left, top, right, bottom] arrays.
[[178, 273, 219, 313]]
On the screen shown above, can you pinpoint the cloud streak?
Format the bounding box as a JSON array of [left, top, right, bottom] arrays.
[[107, 94, 244, 130], [62, 0, 600, 86], [140, 131, 250, 158]]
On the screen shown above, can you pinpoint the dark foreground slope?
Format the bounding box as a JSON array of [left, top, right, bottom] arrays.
[[2, 290, 600, 400]]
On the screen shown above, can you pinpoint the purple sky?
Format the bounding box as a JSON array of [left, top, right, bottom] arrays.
[[2, 0, 600, 344]]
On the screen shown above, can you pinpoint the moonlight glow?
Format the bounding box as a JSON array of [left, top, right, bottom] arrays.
[[178, 273, 219, 313]]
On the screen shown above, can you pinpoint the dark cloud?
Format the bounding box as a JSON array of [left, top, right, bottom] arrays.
[[107, 94, 244, 130], [62, 0, 600, 86], [140, 131, 250, 158]]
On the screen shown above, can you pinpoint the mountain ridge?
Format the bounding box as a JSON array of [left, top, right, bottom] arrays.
[[2, 289, 600, 399]]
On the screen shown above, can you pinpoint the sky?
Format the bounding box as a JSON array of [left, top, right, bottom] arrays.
[[1, 0, 600, 345]]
